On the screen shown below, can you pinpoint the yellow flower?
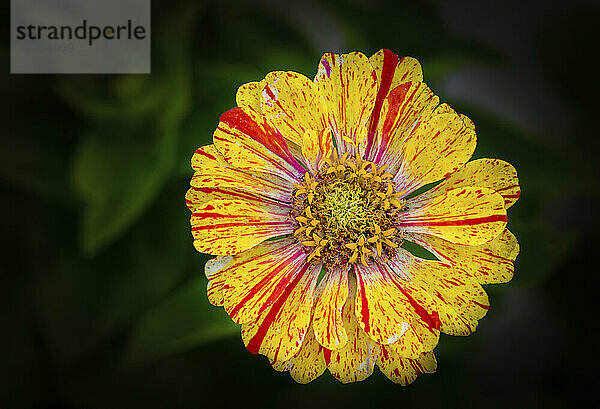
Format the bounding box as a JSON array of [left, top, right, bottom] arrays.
[[186, 49, 520, 384]]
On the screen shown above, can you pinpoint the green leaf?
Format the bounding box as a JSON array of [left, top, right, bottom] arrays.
[[124, 273, 238, 366], [401, 240, 439, 261], [56, 75, 167, 124], [34, 183, 194, 366], [69, 3, 202, 255], [72, 131, 170, 255]]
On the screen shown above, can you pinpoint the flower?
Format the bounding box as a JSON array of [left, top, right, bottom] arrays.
[[186, 49, 520, 384]]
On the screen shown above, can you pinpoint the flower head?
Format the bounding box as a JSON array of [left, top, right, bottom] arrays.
[[186, 49, 520, 384]]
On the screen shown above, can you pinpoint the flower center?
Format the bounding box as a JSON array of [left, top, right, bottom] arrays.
[[292, 152, 406, 266]]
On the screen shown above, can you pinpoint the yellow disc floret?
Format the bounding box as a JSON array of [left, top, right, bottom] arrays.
[[292, 152, 406, 266]]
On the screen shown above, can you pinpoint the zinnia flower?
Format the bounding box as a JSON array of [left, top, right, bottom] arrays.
[[186, 49, 520, 384]]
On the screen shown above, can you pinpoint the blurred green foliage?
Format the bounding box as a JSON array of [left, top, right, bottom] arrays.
[[2, 0, 598, 408]]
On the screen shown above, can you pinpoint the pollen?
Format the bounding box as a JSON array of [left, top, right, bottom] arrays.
[[291, 152, 406, 266]]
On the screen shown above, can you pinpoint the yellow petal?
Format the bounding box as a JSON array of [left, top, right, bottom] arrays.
[[213, 107, 305, 182], [460, 113, 475, 130], [223, 241, 310, 324], [381, 258, 443, 354], [185, 186, 269, 212], [271, 322, 326, 384], [191, 199, 294, 255], [365, 50, 424, 158], [301, 129, 319, 172], [356, 124, 368, 146], [325, 274, 380, 383], [190, 164, 292, 203], [204, 255, 234, 306], [314, 52, 377, 154], [241, 261, 321, 362], [191, 144, 229, 171], [186, 158, 291, 210], [390, 249, 490, 336], [433, 102, 454, 115], [313, 264, 350, 350], [369, 50, 423, 92], [393, 108, 476, 194], [421, 158, 521, 209], [406, 228, 519, 284], [260, 71, 328, 147], [385, 319, 440, 359], [236, 81, 264, 112], [402, 187, 507, 246], [354, 263, 412, 345], [378, 350, 437, 385], [342, 134, 356, 148], [369, 81, 439, 165]]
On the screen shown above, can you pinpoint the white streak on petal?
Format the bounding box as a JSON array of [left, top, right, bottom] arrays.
[[204, 256, 232, 279]]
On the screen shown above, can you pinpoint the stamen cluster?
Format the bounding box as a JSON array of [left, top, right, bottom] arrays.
[[292, 152, 406, 266]]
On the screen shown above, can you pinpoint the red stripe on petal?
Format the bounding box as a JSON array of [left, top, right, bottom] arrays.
[[402, 214, 507, 227], [493, 185, 519, 192], [356, 272, 371, 334], [366, 49, 398, 156], [229, 248, 305, 318], [396, 284, 441, 331], [374, 82, 414, 163], [220, 108, 305, 175], [191, 222, 281, 231], [189, 186, 285, 206], [246, 269, 306, 354], [322, 348, 332, 365], [473, 301, 490, 310], [195, 148, 217, 161]]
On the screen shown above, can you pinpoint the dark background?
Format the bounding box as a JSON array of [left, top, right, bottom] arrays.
[[2, 0, 598, 408]]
